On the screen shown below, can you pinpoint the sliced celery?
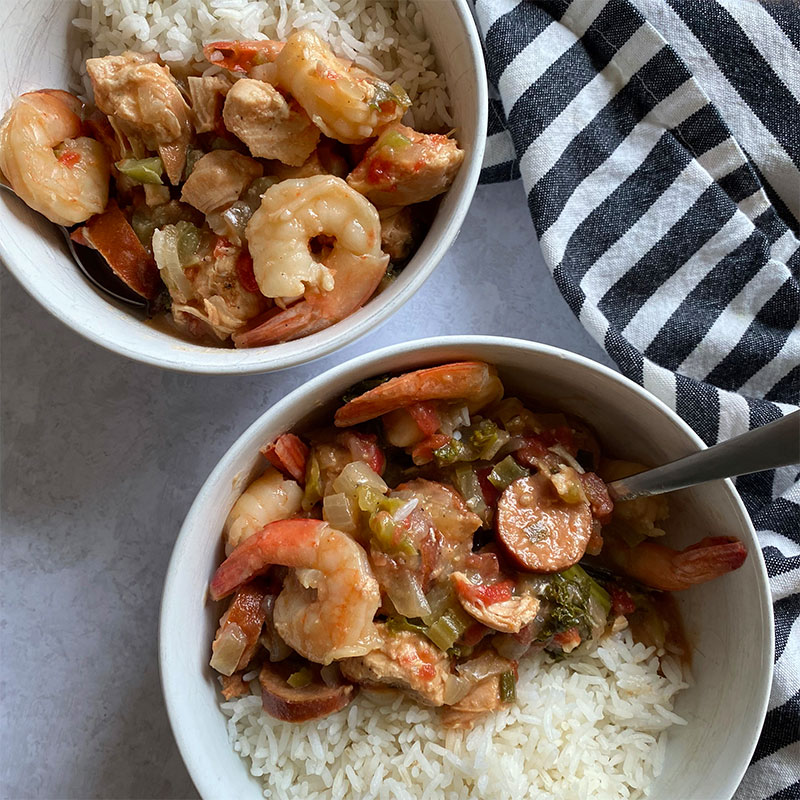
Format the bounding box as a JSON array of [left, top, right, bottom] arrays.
[[487, 455, 529, 491], [116, 156, 163, 185]]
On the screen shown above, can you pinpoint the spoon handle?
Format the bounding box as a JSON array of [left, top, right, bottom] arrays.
[[607, 411, 800, 502]]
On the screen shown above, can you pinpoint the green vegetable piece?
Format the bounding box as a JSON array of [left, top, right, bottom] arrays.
[[369, 509, 396, 549], [356, 485, 383, 513], [499, 671, 517, 703], [380, 128, 412, 151], [425, 608, 469, 652], [369, 80, 411, 112], [467, 418, 498, 449], [116, 157, 164, 185], [302, 453, 323, 512], [452, 463, 489, 522], [487, 455, 530, 491], [176, 221, 201, 267], [539, 565, 611, 639], [286, 668, 312, 689], [433, 437, 466, 466], [385, 616, 427, 636]]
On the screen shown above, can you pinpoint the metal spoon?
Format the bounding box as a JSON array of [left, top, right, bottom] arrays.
[[0, 182, 147, 308], [607, 411, 800, 502]]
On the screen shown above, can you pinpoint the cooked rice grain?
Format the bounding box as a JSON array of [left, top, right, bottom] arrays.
[[72, 0, 452, 130], [222, 631, 689, 800]]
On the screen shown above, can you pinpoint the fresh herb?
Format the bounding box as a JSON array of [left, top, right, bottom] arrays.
[[539, 565, 611, 639]]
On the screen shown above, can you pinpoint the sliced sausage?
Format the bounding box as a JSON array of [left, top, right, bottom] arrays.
[[496, 474, 592, 572], [258, 661, 355, 722]]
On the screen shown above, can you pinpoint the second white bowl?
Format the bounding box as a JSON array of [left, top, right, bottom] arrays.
[[160, 335, 772, 800]]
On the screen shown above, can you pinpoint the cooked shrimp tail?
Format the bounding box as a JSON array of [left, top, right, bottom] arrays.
[[334, 362, 503, 427], [0, 90, 110, 226], [210, 519, 381, 664], [605, 535, 747, 591]]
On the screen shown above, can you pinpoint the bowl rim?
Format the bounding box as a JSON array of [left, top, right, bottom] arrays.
[[0, 0, 488, 375], [159, 333, 774, 800]]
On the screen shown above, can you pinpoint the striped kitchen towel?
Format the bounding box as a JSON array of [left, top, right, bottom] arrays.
[[473, 0, 800, 796]]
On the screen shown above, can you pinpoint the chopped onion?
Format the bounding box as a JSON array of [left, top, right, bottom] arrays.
[[323, 492, 358, 534], [443, 673, 471, 705], [209, 622, 247, 676], [384, 571, 431, 618], [332, 460, 387, 497], [439, 403, 470, 436], [391, 498, 418, 523], [496, 435, 528, 459], [152, 226, 192, 303], [422, 582, 456, 626], [455, 651, 510, 683], [548, 444, 585, 474]]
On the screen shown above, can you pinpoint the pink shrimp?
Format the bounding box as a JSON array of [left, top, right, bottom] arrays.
[[334, 362, 504, 427], [209, 519, 381, 664], [604, 535, 747, 591]]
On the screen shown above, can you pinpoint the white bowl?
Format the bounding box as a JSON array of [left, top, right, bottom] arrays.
[[160, 335, 773, 800], [0, 1, 486, 373]]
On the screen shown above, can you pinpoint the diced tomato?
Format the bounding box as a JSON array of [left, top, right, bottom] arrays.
[[213, 236, 233, 259], [460, 579, 514, 607], [410, 434, 451, 465], [552, 627, 581, 651], [476, 466, 500, 507], [202, 40, 283, 73], [609, 586, 636, 617], [57, 149, 80, 167], [260, 433, 309, 484], [407, 402, 440, 437], [236, 249, 260, 294], [367, 155, 395, 186], [338, 431, 385, 475], [513, 437, 549, 469], [580, 471, 614, 523]]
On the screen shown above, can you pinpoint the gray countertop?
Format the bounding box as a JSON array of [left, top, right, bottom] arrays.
[[0, 181, 614, 800]]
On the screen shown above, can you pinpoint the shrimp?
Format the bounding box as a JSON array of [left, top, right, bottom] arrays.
[[275, 30, 408, 144], [347, 123, 465, 208], [232, 175, 388, 346], [334, 362, 504, 427], [86, 52, 193, 184], [223, 466, 303, 553], [0, 90, 110, 226], [604, 535, 747, 591], [209, 519, 381, 664]]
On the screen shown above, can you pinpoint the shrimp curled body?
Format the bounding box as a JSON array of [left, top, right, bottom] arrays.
[[236, 175, 389, 346], [209, 518, 381, 664], [0, 91, 110, 226], [276, 30, 406, 144]]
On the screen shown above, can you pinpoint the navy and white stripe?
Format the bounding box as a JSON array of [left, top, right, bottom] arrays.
[[474, 0, 800, 796]]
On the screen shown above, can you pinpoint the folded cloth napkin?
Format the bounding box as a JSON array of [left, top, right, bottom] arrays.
[[473, 0, 800, 795]]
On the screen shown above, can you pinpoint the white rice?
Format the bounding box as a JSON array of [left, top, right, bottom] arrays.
[[72, 0, 452, 130], [221, 630, 689, 800]]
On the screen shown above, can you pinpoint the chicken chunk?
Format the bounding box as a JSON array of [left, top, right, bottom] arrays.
[[339, 624, 449, 706], [379, 207, 418, 263], [441, 675, 504, 728], [180, 150, 262, 215], [187, 74, 232, 134], [222, 79, 320, 165], [86, 52, 193, 184], [451, 571, 540, 634], [347, 123, 464, 208]]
